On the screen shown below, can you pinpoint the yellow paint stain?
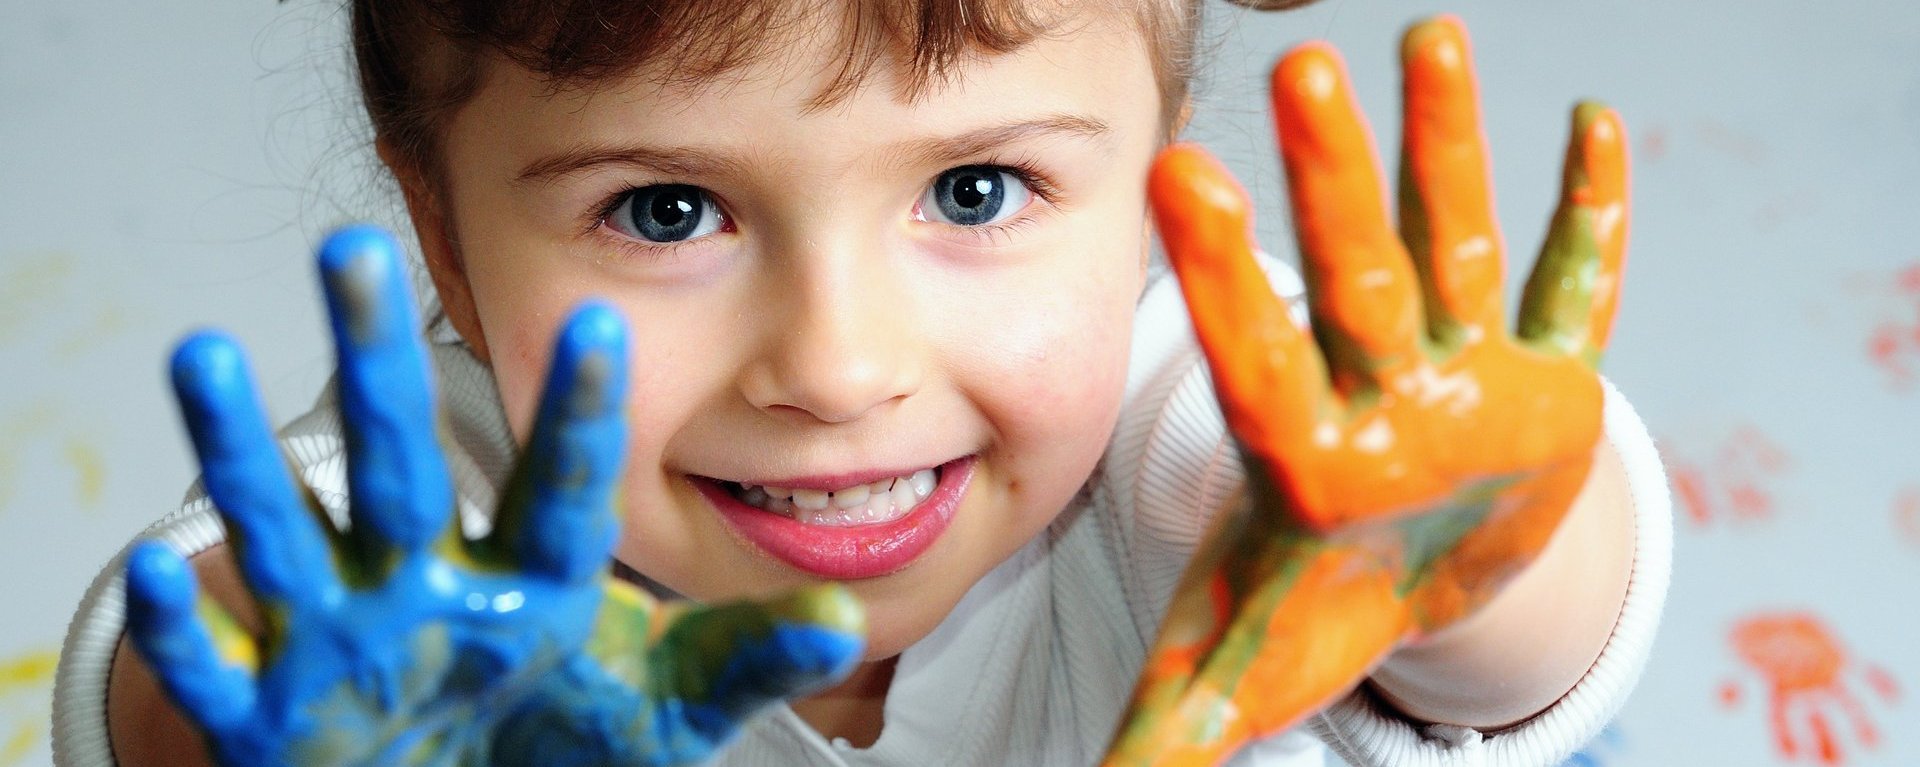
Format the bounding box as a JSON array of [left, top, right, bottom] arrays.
[[54, 305, 130, 361], [0, 253, 76, 340], [0, 722, 35, 765], [63, 439, 105, 508], [0, 652, 53, 690], [198, 601, 259, 671], [0, 649, 56, 766]]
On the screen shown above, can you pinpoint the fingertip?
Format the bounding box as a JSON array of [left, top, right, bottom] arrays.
[[1272, 40, 1347, 110], [169, 331, 248, 398], [1401, 14, 1468, 65], [1148, 144, 1249, 222], [316, 223, 402, 276], [786, 583, 868, 638], [126, 541, 195, 617], [551, 301, 631, 420], [559, 301, 630, 359]]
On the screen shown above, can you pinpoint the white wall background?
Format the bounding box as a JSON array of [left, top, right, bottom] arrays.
[[3, 1, 1917, 765]]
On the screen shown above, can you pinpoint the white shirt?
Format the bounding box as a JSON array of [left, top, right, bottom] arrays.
[[53, 260, 1673, 766]]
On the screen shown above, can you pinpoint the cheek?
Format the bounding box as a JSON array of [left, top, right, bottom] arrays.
[[943, 244, 1143, 518]]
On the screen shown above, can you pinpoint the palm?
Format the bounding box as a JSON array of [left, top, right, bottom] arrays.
[[1104, 16, 1629, 766], [125, 225, 864, 767]]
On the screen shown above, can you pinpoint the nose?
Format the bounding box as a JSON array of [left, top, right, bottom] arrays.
[[739, 244, 923, 425]]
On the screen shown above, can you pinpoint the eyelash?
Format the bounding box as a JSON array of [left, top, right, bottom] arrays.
[[941, 157, 1064, 248], [583, 156, 1067, 258]]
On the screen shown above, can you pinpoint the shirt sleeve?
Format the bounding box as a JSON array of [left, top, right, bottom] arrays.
[[1307, 376, 1673, 767]]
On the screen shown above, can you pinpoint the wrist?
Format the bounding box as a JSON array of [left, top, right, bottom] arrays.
[[1369, 435, 1636, 730]]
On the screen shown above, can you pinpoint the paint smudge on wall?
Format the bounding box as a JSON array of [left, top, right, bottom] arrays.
[[0, 405, 106, 515], [0, 253, 76, 342], [1892, 487, 1920, 550], [0, 648, 57, 766], [1560, 724, 1624, 767], [1719, 612, 1899, 766], [1862, 264, 1920, 391], [1638, 125, 1668, 164], [1660, 426, 1790, 528]]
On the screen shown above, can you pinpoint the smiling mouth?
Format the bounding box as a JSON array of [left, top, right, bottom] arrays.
[[692, 457, 976, 580], [716, 467, 941, 527]]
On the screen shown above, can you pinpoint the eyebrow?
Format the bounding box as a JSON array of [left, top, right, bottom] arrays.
[[513, 113, 1112, 185]]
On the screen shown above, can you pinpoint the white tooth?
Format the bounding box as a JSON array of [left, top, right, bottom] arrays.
[[742, 486, 770, 506], [869, 479, 894, 494], [889, 482, 917, 512], [909, 469, 936, 498], [866, 495, 894, 522], [792, 489, 829, 511], [836, 508, 854, 525], [832, 484, 870, 508], [764, 486, 794, 500]]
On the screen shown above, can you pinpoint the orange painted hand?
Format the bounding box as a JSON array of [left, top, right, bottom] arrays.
[[1102, 16, 1630, 766]]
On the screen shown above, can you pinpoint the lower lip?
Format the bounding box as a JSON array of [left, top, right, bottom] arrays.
[[694, 457, 976, 580]]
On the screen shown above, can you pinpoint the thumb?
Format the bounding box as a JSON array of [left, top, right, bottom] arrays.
[[654, 585, 866, 739]]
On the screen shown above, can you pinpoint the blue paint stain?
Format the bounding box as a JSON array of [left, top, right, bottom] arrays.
[[126, 224, 866, 766], [1560, 723, 1626, 767]]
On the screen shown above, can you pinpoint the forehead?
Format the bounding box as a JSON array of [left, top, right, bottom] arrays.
[[446, 8, 1160, 173]]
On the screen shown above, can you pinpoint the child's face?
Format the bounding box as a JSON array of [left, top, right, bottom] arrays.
[[422, 8, 1162, 658]]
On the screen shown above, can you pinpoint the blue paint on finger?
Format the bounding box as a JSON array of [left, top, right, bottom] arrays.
[[124, 541, 258, 733], [171, 332, 342, 607], [695, 622, 864, 730], [512, 301, 630, 584], [318, 224, 454, 553]]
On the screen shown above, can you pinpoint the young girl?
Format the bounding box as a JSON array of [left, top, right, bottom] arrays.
[[54, 0, 1671, 765]]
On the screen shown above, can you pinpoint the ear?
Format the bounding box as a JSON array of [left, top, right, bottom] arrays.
[[378, 139, 493, 365]]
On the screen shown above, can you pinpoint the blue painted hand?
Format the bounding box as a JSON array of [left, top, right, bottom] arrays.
[[124, 225, 867, 766]]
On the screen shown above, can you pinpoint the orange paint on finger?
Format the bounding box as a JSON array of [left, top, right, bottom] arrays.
[[1400, 15, 1507, 332], [1150, 145, 1324, 458], [1575, 105, 1631, 354], [1271, 43, 1425, 383]]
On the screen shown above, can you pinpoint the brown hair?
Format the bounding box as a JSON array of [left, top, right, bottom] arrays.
[[352, 0, 1316, 183]]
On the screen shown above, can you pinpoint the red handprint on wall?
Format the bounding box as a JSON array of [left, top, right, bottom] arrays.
[[1661, 425, 1790, 528], [1718, 612, 1899, 766], [1864, 264, 1920, 391], [1893, 487, 1920, 550]]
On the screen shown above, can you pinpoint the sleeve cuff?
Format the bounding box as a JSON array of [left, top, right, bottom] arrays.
[[51, 500, 229, 767], [1306, 377, 1674, 767]]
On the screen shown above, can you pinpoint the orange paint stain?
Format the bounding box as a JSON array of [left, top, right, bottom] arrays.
[[1661, 426, 1789, 528], [1860, 263, 1920, 392], [1892, 487, 1920, 549], [1723, 613, 1898, 766]]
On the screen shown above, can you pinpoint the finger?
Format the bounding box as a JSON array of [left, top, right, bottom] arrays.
[[1104, 544, 1408, 766], [1272, 42, 1427, 392], [1517, 102, 1630, 365], [124, 541, 259, 736], [487, 302, 630, 584], [1150, 144, 1325, 461], [172, 332, 343, 607], [1398, 15, 1508, 343], [656, 585, 865, 739], [319, 224, 455, 557]]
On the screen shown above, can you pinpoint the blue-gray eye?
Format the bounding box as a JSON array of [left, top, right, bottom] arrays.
[[921, 165, 1033, 227], [607, 184, 724, 243]]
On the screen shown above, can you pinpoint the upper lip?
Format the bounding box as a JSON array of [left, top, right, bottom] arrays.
[[701, 457, 965, 492]]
